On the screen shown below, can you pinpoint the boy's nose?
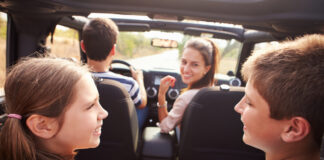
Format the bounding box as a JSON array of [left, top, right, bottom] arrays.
[[234, 98, 244, 114]]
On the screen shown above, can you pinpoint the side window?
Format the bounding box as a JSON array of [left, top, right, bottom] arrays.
[[216, 39, 242, 75], [46, 25, 81, 61], [0, 12, 7, 92]]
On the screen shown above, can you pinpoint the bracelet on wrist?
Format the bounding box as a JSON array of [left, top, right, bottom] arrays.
[[157, 101, 167, 108]]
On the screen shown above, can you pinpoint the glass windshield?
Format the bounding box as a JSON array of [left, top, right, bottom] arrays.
[[115, 31, 242, 75]]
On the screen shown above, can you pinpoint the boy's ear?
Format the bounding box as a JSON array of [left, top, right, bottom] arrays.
[[281, 117, 310, 143], [81, 40, 86, 53], [26, 114, 59, 139]]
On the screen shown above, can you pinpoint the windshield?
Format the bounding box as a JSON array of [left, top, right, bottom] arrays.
[[114, 31, 242, 75]]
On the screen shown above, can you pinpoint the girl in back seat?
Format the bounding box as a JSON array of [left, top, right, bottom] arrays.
[[0, 57, 108, 160]]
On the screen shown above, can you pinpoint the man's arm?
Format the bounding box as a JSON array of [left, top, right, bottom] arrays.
[[131, 67, 147, 109]]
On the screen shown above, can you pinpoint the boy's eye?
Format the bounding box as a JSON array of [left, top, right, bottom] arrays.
[[245, 99, 252, 106]]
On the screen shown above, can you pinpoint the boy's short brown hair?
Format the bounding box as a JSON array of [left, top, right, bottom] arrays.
[[241, 34, 324, 147], [82, 18, 119, 61]]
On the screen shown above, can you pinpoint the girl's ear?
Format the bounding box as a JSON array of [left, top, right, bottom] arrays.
[[26, 114, 59, 139], [281, 117, 310, 143]]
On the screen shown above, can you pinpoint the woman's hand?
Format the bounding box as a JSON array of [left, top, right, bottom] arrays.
[[158, 75, 176, 122], [159, 75, 176, 96]]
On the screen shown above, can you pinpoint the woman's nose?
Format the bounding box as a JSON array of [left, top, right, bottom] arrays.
[[183, 64, 190, 72]]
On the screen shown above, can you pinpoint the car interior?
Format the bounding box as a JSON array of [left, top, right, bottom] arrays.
[[0, 0, 324, 160]]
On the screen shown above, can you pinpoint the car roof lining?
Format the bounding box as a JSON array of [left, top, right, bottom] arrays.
[[2, 0, 324, 37], [59, 16, 275, 43]]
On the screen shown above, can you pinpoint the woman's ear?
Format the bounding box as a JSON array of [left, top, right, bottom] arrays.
[[204, 65, 211, 75], [281, 117, 310, 143], [26, 114, 59, 139]]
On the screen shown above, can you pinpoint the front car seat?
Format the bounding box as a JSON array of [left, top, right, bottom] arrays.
[[179, 86, 265, 160], [76, 79, 139, 160]]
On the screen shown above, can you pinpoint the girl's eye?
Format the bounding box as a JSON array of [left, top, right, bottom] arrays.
[[87, 103, 95, 110], [192, 63, 199, 67]]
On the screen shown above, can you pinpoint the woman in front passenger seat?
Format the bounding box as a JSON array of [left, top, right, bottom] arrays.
[[157, 38, 220, 133]]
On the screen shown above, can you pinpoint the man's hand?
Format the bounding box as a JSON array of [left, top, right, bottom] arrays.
[[130, 66, 143, 81], [130, 66, 147, 108]]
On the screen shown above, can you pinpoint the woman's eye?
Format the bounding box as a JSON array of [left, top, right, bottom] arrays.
[[192, 63, 199, 67]]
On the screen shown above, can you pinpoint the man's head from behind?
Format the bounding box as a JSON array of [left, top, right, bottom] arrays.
[[82, 18, 119, 61], [237, 34, 324, 150]]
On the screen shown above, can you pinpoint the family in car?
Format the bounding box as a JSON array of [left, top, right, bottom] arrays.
[[0, 17, 323, 160]]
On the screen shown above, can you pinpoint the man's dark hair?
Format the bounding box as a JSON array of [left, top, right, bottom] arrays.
[[82, 18, 119, 61]]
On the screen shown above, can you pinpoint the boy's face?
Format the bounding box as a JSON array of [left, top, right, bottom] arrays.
[[234, 80, 288, 152]]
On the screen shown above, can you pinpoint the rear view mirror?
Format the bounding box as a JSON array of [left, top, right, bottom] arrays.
[[151, 38, 178, 48]]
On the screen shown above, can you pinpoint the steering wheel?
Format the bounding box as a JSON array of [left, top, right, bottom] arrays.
[[110, 59, 135, 77], [111, 59, 132, 67]]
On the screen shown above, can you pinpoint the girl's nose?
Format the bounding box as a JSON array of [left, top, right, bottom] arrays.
[[99, 104, 108, 120]]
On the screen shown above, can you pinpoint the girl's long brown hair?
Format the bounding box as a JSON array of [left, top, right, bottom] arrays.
[[0, 57, 89, 160]]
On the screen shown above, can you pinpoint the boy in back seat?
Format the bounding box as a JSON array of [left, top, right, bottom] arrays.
[[234, 34, 324, 160]]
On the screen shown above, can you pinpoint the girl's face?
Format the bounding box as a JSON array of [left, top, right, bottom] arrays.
[[180, 47, 210, 87], [53, 74, 108, 154]]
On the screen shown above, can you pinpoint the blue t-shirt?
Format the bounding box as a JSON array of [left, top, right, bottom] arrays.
[[92, 72, 142, 107]]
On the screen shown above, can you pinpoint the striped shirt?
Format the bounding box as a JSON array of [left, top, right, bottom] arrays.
[[92, 72, 142, 107]]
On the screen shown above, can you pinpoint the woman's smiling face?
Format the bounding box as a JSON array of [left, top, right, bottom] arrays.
[[180, 47, 210, 87]]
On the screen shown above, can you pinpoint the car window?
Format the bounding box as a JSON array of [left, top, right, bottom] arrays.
[[0, 12, 7, 92], [46, 25, 81, 61], [115, 31, 242, 75]]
